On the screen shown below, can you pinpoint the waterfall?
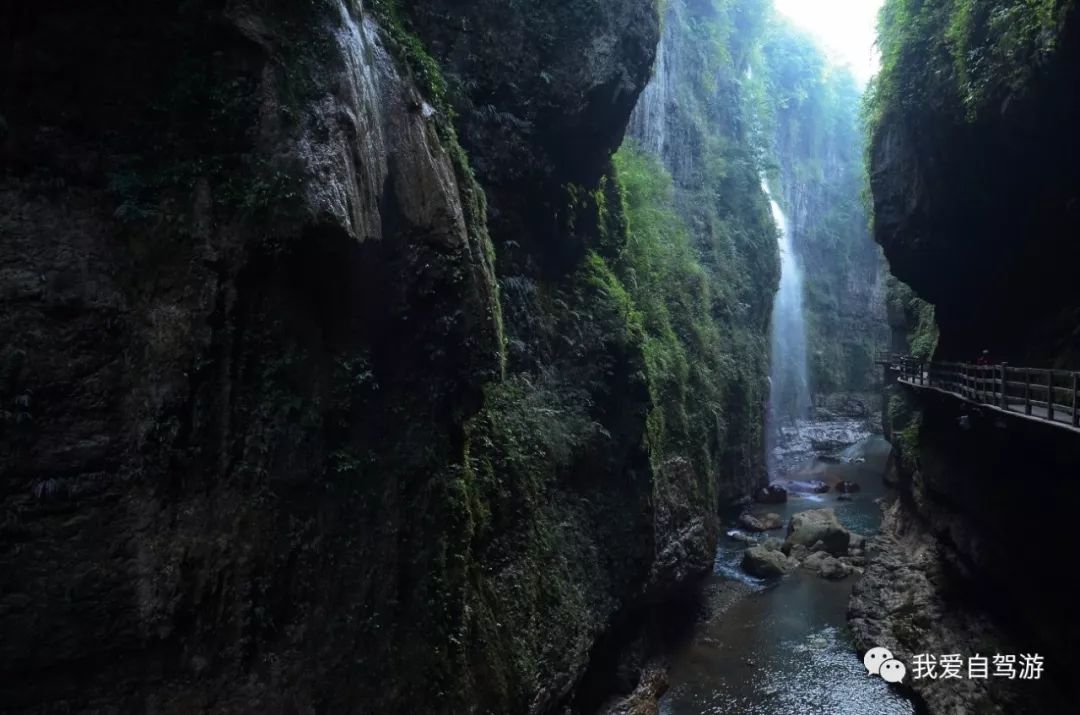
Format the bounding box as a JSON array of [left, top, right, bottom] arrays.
[[763, 179, 810, 476], [627, 14, 671, 157]]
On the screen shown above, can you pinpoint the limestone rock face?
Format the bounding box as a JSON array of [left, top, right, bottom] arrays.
[[0, 1, 666, 712]]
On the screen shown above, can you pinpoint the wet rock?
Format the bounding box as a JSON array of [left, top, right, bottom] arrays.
[[725, 529, 758, 545], [819, 558, 853, 580], [785, 508, 851, 555], [761, 537, 784, 552], [835, 480, 861, 493], [737, 513, 766, 532], [754, 484, 787, 504], [741, 545, 794, 578], [801, 551, 853, 580], [738, 512, 783, 532], [837, 494, 853, 502], [782, 543, 809, 561], [597, 660, 669, 715]]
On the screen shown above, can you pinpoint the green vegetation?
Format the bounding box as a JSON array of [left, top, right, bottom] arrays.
[[612, 145, 724, 479], [886, 388, 923, 470], [870, 0, 1069, 126], [887, 276, 940, 361]]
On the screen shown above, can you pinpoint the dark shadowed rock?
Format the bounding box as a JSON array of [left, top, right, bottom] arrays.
[[754, 484, 788, 504]]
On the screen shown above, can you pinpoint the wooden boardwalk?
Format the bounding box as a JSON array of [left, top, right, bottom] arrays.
[[892, 358, 1080, 435]]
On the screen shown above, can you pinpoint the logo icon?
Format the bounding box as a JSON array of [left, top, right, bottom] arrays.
[[864, 646, 893, 676], [880, 658, 907, 683], [865, 646, 907, 684]]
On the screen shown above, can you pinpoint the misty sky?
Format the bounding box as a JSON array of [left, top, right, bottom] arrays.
[[774, 0, 884, 84]]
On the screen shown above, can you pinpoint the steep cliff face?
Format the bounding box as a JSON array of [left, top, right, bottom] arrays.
[[859, 1, 1080, 711], [869, 0, 1080, 364], [1, 1, 503, 711], [623, 0, 779, 504], [0, 1, 674, 712]]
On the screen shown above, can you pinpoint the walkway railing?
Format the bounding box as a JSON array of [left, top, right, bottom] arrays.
[[897, 359, 1080, 429]]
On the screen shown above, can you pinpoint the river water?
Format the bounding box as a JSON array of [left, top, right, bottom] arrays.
[[659, 434, 915, 715]]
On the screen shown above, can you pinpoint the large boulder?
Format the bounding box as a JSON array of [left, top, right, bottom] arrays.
[[785, 509, 851, 556], [754, 484, 788, 504], [741, 546, 795, 578]]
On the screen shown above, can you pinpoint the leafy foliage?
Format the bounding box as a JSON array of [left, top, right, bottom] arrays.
[[887, 276, 940, 361], [869, 0, 1068, 127], [613, 145, 720, 463]]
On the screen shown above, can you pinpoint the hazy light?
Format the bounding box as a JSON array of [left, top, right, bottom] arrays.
[[774, 0, 884, 84]]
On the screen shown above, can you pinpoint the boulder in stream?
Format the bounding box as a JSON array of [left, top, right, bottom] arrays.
[[761, 537, 784, 552], [800, 551, 854, 580], [741, 545, 795, 578], [785, 508, 851, 556], [754, 484, 788, 504], [835, 480, 861, 493], [737, 512, 783, 532]]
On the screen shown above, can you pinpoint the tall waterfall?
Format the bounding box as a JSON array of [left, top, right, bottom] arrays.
[[763, 179, 810, 475]]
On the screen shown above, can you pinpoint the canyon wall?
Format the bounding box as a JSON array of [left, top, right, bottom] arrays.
[[0, 0, 782, 712], [858, 1, 1080, 711]]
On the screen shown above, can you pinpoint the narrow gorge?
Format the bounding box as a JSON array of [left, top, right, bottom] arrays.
[[0, 1, 1075, 714]]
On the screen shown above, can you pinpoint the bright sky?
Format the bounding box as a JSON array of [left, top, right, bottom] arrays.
[[774, 0, 884, 84]]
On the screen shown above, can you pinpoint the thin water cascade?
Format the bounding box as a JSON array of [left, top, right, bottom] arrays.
[[627, 0, 684, 163], [763, 179, 811, 477]]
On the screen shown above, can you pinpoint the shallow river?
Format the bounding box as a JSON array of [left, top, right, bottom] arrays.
[[659, 435, 916, 715]]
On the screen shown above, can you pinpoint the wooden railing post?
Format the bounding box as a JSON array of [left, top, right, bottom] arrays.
[[1000, 363, 1008, 409], [1047, 371, 1055, 422], [1072, 372, 1078, 427], [1025, 368, 1032, 415]]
